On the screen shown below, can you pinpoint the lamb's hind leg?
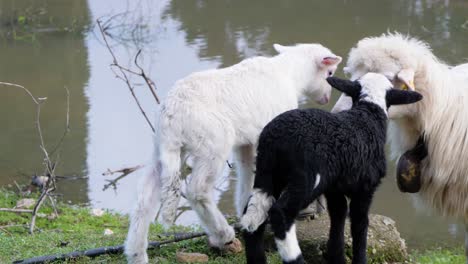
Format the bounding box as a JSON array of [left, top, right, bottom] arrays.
[[233, 144, 256, 217], [185, 155, 237, 250], [325, 192, 348, 264], [349, 193, 372, 264]]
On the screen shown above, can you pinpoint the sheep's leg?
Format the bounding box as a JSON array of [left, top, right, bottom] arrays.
[[243, 221, 268, 264], [325, 192, 348, 264], [349, 194, 372, 264], [185, 156, 236, 249], [269, 179, 307, 263], [233, 144, 256, 217], [125, 166, 161, 264]]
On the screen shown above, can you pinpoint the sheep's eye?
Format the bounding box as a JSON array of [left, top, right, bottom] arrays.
[[328, 70, 333, 76]]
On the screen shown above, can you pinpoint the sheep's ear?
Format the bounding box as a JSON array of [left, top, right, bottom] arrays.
[[273, 44, 289, 53], [321, 56, 342, 66], [386, 89, 423, 106], [326, 77, 361, 99]]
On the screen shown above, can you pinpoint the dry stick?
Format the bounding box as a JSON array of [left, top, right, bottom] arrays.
[[134, 49, 160, 104], [0, 208, 33, 213], [97, 19, 156, 132], [102, 165, 144, 191], [0, 82, 69, 234], [13, 231, 207, 264]]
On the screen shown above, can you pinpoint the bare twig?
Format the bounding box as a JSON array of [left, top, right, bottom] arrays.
[[0, 82, 69, 234], [96, 19, 158, 133], [102, 165, 144, 191], [49, 86, 70, 156]]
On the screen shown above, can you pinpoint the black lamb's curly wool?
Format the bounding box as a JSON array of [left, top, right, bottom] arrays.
[[246, 101, 388, 264]]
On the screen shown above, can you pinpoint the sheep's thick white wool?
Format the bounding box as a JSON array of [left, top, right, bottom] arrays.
[[336, 33, 468, 220]]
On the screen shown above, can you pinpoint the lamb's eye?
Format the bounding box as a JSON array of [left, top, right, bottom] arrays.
[[328, 70, 333, 76]]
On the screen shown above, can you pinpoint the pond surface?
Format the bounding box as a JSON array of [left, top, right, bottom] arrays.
[[1, 0, 467, 249]]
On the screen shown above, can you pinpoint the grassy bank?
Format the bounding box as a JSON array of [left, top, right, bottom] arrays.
[[0, 188, 463, 263]]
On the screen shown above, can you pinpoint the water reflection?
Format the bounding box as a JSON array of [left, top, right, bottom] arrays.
[[0, 0, 90, 202]]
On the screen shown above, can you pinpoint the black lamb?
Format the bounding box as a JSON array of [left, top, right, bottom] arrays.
[[240, 73, 423, 264]]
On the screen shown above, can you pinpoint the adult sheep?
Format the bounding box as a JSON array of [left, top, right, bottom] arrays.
[[332, 33, 468, 261], [125, 43, 342, 263]]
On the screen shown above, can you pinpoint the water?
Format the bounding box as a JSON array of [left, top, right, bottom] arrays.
[[1, 0, 467, 249]]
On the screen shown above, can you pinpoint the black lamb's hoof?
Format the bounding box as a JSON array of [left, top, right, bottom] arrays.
[[396, 135, 427, 193]]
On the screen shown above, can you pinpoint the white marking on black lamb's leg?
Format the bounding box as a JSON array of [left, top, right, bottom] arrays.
[[240, 188, 275, 233], [274, 224, 303, 263]]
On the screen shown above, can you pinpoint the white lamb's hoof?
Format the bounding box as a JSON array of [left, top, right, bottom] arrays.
[[125, 251, 148, 264]]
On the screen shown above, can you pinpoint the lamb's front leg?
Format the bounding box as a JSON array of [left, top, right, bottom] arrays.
[[325, 192, 348, 264], [269, 181, 307, 264], [349, 193, 373, 264]]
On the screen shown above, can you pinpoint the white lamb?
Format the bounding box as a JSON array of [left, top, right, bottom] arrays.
[[125, 43, 342, 263], [332, 33, 468, 262]]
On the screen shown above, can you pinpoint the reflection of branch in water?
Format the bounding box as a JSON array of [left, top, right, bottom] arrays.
[[102, 165, 144, 191], [94, 9, 160, 49]]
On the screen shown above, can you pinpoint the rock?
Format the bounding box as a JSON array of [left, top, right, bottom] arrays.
[[15, 198, 36, 209], [103, 228, 114, 236], [224, 238, 243, 254], [264, 214, 407, 264], [37, 213, 47, 218], [91, 208, 104, 217], [175, 252, 209, 263]]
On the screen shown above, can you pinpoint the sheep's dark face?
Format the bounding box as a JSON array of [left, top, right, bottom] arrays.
[[273, 43, 342, 105], [327, 73, 422, 114]]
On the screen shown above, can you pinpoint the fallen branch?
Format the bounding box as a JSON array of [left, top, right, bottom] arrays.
[[13, 231, 206, 264], [102, 165, 144, 191], [0, 208, 33, 213]]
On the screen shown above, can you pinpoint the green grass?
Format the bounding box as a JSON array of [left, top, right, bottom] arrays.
[[0, 188, 282, 263], [411, 247, 465, 264], [0, 188, 465, 263]]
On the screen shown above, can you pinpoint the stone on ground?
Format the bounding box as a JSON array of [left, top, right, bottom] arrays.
[[264, 214, 407, 264]]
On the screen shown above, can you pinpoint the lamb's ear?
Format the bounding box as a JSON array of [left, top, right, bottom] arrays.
[[321, 56, 342, 67], [386, 89, 423, 106], [326, 77, 361, 99], [273, 44, 289, 53]]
